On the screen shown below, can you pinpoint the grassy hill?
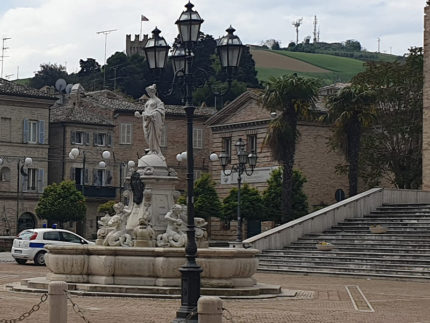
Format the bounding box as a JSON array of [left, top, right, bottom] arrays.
[[251, 48, 397, 85]]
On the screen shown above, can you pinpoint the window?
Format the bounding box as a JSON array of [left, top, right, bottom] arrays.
[[222, 137, 232, 163], [0, 167, 10, 181], [0, 117, 11, 142], [93, 169, 112, 186], [22, 168, 45, 193], [93, 132, 112, 147], [194, 170, 202, 182], [61, 232, 82, 243], [120, 124, 132, 144], [71, 167, 88, 185], [43, 231, 60, 241], [160, 126, 167, 147], [29, 121, 38, 143], [247, 134, 257, 153], [193, 128, 203, 149], [23, 119, 45, 144], [71, 131, 89, 145]]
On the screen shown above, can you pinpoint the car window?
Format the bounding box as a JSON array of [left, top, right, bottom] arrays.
[[61, 232, 82, 243], [43, 231, 60, 241], [18, 230, 35, 240]]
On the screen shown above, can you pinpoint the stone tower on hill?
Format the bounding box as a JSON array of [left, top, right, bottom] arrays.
[[125, 34, 148, 56]]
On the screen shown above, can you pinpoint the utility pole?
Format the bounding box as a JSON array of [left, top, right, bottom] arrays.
[[1, 37, 11, 79], [97, 29, 117, 89], [292, 18, 303, 44]]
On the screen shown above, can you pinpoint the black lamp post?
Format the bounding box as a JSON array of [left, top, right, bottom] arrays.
[[219, 138, 257, 245], [143, 2, 244, 321]]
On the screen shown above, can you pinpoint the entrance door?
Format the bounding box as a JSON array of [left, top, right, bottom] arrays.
[[18, 213, 36, 233]]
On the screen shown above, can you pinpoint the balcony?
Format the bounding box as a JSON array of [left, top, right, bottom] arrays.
[[75, 185, 117, 198]]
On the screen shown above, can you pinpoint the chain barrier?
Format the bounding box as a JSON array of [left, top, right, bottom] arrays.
[[186, 307, 198, 321], [65, 290, 91, 323], [0, 293, 48, 323], [222, 306, 236, 322]]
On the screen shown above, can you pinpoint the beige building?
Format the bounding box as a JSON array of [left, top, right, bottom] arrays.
[[207, 90, 350, 209], [423, 4, 430, 190], [0, 79, 57, 235]]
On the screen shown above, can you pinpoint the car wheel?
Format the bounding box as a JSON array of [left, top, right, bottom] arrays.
[[15, 259, 27, 265], [34, 251, 46, 266]]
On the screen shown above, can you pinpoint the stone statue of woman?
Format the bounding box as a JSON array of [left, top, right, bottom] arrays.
[[135, 84, 165, 156]]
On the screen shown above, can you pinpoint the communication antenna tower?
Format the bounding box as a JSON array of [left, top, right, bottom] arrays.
[[1, 37, 11, 79], [97, 29, 118, 65], [377, 37, 381, 53], [313, 15, 318, 43], [292, 18, 303, 44]]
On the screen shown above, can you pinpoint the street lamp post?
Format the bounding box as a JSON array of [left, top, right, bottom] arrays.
[[15, 157, 33, 234], [217, 138, 257, 245], [143, 2, 244, 321]]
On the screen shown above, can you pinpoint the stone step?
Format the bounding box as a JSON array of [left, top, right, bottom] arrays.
[[295, 238, 430, 246], [368, 212, 430, 216], [258, 258, 430, 270], [262, 249, 430, 259], [337, 223, 430, 228], [326, 228, 430, 233], [283, 245, 430, 253], [257, 266, 430, 280], [257, 263, 430, 277], [258, 254, 430, 265], [305, 233, 430, 240]]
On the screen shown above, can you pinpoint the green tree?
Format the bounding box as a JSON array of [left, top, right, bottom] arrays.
[[30, 63, 70, 89], [261, 74, 319, 223], [323, 85, 376, 196], [222, 184, 264, 222], [262, 168, 308, 224], [78, 58, 101, 77], [35, 180, 86, 227], [194, 173, 222, 220], [97, 200, 116, 216], [352, 47, 423, 189]]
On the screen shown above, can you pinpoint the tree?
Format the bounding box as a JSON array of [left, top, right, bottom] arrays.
[[193, 173, 222, 220], [35, 180, 86, 227], [262, 168, 308, 224], [97, 200, 116, 216], [30, 63, 70, 89], [323, 85, 376, 196], [352, 47, 423, 188], [222, 184, 264, 222], [261, 74, 319, 223], [78, 58, 101, 77]]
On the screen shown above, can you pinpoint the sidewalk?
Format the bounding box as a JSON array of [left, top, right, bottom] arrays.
[[1, 261, 430, 322]]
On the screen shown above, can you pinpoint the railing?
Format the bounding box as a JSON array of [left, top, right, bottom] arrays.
[[243, 188, 430, 251], [75, 185, 117, 198]]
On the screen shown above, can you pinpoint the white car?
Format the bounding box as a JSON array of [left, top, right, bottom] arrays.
[[11, 228, 94, 266]]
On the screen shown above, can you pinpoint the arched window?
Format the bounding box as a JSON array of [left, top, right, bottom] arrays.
[[0, 167, 10, 181]]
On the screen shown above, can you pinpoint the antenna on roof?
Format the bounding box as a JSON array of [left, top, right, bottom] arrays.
[[1, 37, 11, 79], [55, 79, 67, 92]]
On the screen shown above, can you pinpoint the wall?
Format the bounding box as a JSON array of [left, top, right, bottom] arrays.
[[423, 5, 430, 190]]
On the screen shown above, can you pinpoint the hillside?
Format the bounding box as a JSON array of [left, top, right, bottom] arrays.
[[250, 48, 394, 85]]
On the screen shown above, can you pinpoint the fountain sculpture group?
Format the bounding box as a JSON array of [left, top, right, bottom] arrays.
[[41, 85, 280, 297]]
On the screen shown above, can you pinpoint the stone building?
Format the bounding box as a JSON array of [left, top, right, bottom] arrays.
[[423, 4, 430, 190], [125, 34, 148, 57], [0, 78, 57, 235], [207, 89, 350, 208]]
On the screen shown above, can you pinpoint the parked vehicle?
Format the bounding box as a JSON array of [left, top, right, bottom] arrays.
[[11, 228, 94, 265]]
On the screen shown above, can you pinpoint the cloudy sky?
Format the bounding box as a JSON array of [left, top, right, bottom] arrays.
[[0, 0, 426, 79]]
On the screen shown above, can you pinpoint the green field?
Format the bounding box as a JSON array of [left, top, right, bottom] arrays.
[[273, 50, 366, 74]]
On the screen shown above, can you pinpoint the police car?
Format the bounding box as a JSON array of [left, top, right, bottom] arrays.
[[11, 228, 93, 265]]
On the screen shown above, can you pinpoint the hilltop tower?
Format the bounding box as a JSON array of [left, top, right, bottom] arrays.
[[125, 34, 149, 57]]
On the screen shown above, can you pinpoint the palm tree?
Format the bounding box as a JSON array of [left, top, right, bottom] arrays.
[[323, 85, 376, 196], [261, 74, 319, 223]]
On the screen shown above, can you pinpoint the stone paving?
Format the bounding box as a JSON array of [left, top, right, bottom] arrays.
[[1, 256, 430, 322]]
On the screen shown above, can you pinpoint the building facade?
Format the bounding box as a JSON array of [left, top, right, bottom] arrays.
[[0, 79, 57, 235]]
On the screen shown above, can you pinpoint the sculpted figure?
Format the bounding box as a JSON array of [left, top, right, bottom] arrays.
[[157, 204, 187, 248], [133, 216, 155, 247], [103, 202, 133, 247], [95, 213, 113, 245], [135, 84, 165, 156], [195, 217, 208, 248], [130, 171, 144, 205]]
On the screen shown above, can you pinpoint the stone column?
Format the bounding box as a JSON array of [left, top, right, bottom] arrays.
[[48, 281, 68, 323]]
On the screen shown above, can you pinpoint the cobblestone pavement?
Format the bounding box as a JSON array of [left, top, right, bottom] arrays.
[[1, 261, 430, 322], [0, 252, 15, 263]]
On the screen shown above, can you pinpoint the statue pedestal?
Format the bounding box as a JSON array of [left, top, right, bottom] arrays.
[[126, 153, 179, 236]]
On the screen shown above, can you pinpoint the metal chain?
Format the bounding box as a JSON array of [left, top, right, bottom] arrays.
[[0, 293, 48, 323], [186, 307, 198, 320], [65, 291, 91, 323], [222, 307, 236, 322]]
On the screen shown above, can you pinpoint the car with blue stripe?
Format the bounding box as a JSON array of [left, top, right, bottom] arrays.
[[11, 228, 94, 265]]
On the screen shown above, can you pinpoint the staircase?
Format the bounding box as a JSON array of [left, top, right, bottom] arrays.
[[258, 204, 430, 279]]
